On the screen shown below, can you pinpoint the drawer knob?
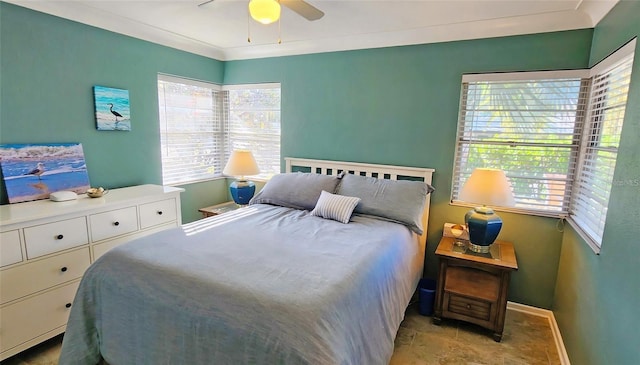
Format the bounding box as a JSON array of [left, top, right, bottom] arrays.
[[56, 234, 64, 240], [65, 303, 72, 308], [466, 304, 471, 309], [157, 211, 163, 215], [113, 221, 120, 226], [61, 266, 68, 272]]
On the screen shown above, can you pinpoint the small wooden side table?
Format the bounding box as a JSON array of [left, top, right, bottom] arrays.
[[198, 201, 240, 218], [432, 236, 518, 342]]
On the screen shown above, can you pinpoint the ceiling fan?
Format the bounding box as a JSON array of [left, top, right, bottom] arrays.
[[198, 0, 324, 24]]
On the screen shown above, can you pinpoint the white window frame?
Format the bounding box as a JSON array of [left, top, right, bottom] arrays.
[[158, 74, 227, 186], [451, 39, 635, 253], [451, 69, 590, 217], [568, 39, 636, 253], [158, 75, 281, 185], [223, 83, 281, 180]]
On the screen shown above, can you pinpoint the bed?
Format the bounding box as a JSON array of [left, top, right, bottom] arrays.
[[59, 158, 435, 365]]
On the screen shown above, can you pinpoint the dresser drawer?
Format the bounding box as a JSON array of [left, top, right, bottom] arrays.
[[0, 248, 90, 304], [90, 206, 138, 242], [0, 280, 80, 352], [23, 217, 89, 259], [446, 294, 492, 321], [0, 230, 23, 267], [140, 198, 177, 229]]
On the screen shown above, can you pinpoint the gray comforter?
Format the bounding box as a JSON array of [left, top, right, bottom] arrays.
[[59, 204, 422, 365]]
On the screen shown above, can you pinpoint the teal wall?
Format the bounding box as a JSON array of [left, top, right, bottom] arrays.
[[0, 3, 229, 223], [553, 1, 640, 364], [1, 2, 595, 310], [3, 4, 638, 361], [224, 31, 593, 309]]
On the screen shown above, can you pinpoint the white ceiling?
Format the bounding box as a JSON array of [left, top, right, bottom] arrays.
[[7, 0, 619, 61]]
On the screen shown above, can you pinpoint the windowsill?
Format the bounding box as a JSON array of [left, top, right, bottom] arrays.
[[166, 176, 227, 187], [449, 201, 565, 219], [450, 201, 602, 255], [566, 218, 602, 255]]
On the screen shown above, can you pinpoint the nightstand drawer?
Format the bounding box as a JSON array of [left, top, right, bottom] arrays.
[[90, 206, 138, 242], [24, 217, 89, 259], [446, 294, 492, 321], [444, 265, 499, 302]]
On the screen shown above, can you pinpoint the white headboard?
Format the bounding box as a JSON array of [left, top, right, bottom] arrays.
[[285, 157, 435, 250]]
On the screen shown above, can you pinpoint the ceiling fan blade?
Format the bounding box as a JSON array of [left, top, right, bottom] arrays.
[[197, 0, 215, 7], [280, 0, 324, 21]]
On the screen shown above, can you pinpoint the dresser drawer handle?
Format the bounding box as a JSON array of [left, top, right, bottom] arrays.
[[60, 266, 68, 272], [56, 234, 64, 240], [157, 211, 163, 215], [466, 304, 471, 309], [65, 303, 72, 308], [113, 221, 120, 226]]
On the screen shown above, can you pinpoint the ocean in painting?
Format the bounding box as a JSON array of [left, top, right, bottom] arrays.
[[94, 85, 131, 131], [0, 143, 91, 203]]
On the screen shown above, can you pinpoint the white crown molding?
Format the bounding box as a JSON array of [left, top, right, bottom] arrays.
[[222, 9, 594, 60], [5, 0, 618, 61], [6, 0, 227, 60]]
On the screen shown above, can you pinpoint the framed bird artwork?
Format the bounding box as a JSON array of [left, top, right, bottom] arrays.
[[93, 85, 131, 131], [0, 143, 91, 203]]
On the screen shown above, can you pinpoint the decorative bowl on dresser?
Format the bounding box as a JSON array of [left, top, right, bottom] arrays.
[[0, 184, 183, 361]]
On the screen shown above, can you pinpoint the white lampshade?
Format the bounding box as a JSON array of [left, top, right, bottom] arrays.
[[459, 168, 515, 207], [223, 150, 260, 178], [249, 0, 281, 25]]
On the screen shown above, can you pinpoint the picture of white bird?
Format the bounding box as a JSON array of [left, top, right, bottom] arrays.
[[24, 162, 45, 180], [0, 143, 91, 203]]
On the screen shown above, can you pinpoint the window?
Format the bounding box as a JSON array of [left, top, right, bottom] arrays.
[[158, 75, 226, 185], [225, 84, 281, 179], [570, 44, 635, 248], [451, 39, 635, 251], [158, 75, 281, 185], [452, 71, 589, 215]]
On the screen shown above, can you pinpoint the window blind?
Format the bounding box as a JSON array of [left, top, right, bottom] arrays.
[[225, 84, 281, 179], [452, 72, 589, 215], [158, 76, 227, 185], [570, 51, 635, 247], [451, 39, 635, 252], [158, 77, 282, 185]]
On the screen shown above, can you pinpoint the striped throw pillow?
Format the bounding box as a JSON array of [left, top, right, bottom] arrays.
[[310, 190, 361, 224]]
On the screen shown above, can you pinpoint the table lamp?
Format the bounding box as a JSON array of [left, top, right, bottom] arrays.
[[223, 150, 260, 205], [459, 168, 515, 253]]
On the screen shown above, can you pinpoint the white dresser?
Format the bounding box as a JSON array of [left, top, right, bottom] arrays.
[[0, 184, 184, 360]]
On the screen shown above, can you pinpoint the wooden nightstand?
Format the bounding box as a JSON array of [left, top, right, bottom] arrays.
[[198, 201, 240, 218], [433, 236, 518, 342]]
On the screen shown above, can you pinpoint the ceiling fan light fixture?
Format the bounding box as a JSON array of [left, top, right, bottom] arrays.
[[249, 0, 281, 25]]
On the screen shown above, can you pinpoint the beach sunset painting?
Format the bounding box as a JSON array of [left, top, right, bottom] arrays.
[[94, 85, 131, 131], [0, 143, 91, 203]]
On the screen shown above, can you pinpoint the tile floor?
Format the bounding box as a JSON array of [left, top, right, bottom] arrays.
[[1, 303, 561, 365]]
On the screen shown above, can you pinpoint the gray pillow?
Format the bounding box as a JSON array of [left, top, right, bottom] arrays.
[[249, 172, 340, 211], [336, 173, 434, 235]]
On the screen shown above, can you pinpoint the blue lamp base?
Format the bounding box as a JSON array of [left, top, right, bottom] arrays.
[[229, 179, 256, 205], [464, 206, 503, 253]]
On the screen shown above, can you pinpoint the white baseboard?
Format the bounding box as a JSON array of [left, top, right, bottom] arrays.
[[507, 302, 570, 365]]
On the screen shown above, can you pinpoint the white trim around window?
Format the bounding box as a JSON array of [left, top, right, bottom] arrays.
[[451, 38, 636, 253]]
